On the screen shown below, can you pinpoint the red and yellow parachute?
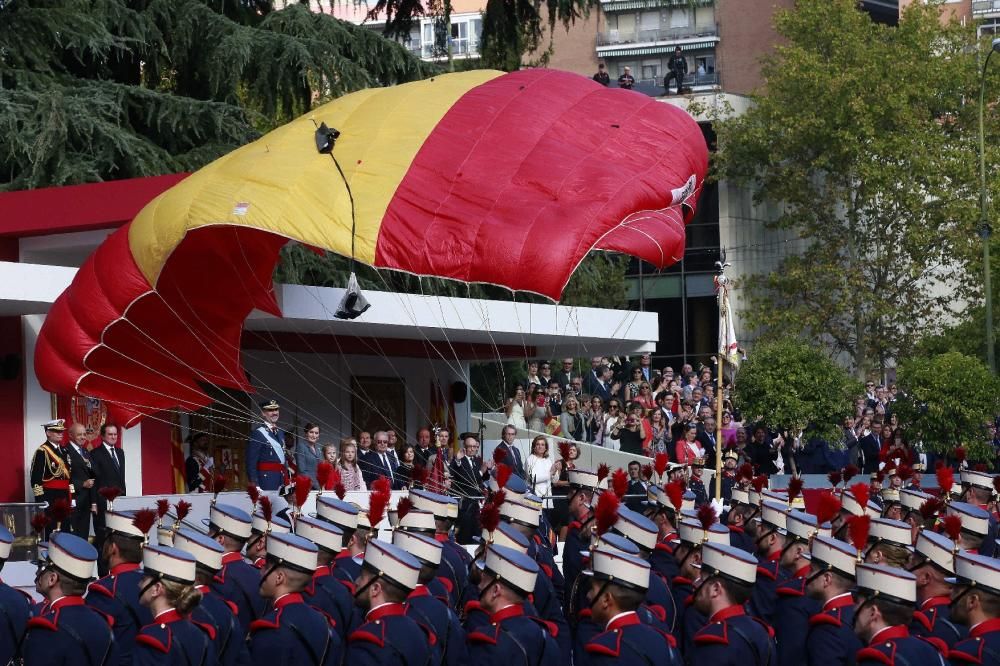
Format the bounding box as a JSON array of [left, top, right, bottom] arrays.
[[35, 69, 708, 426]]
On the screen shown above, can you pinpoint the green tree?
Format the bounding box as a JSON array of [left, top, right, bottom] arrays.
[[714, 0, 994, 377], [893, 352, 999, 461], [734, 338, 861, 443], [0, 0, 433, 190]]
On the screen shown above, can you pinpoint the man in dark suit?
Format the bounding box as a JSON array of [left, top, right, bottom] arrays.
[[555, 358, 577, 392], [90, 423, 125, 575], [495, 425, 526, 478], [591, 365, 614, 403], [65, 423, 95, 540], [696, 416, 719, 461], [362, 430, 398, 487], [413, 427, 434, 468], [450, 433, 491, 543]]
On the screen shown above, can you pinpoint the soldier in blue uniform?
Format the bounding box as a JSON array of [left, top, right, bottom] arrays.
[[725, 487, 758, 554], [469, 543, 562, 665], [672, 517, 728, 654], [134, 544, 217, 665], [804, 534, 864, 666], [205, 502, 265, 631], [172, 528, 250, 666], [0, 525, 31, 665], [852, 563, 943, 666], [641, 484, 684, 581], [408, 489, 470, 603], [246, 505, 292, 568], [581, 538, 681, 665], [249, 531, 341, 665], [346, 539, 435, 665], [774, 508, 826, 666], [749, 500, 792, 624], [393, 529, 468, 666], [947, 501, 991, 554], [23, 532, 118, 665], [315, 495, 363, 585], [687, 458, 709, 506], [247, 399, 289, 491], [689, 542, 775, 666], [908, 527, 968, 654], [608, 506, 676, 632], [562, 468, 603, 618], [947, 549, 1000, 665], [86, 510, 155, 666], [295, 513, 356, 639], [958, 468, 999, 557]]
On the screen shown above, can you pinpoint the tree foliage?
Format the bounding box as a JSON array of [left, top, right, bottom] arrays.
[[734, 338, 861, 443], [893, 352, 999, 460], [714, 0, 996, 376], [0, 0, 434, 190]]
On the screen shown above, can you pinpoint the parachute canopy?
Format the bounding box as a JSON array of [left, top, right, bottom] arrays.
[[35, 69, 708, 426]]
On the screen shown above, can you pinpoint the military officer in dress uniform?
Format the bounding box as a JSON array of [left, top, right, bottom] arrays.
[[608, 506, 676, 631], [947, 501, 992, 554], [689, 541, 775, 665], [947, 549, 1000, 665], [246, 505, 291, 568], [86, 510, 155, 666], [671, 518, 728, 654], [582, 539, 681, 664], [906, 529, 968, 656], [249, 531, 341, 665], [172, 528, 250, 666], [0, 525, 31, 666], [393, 529, 468, 666], [773, 509, 828, 666], [749, 500, 792, 624], [687, 458, 709, 507], [864, 517, 913, 569], [711, 449, 740, 505], [347, 539, 434, 665], [562, 468, 603, 617], [803, 534, 864, 666], [205, 502, 264, 631], [23, 532, 118, 665], [468, 543, 562, 665], [852, 563, 944, 666], [247, 399, 289, 491], [958, 469, 999, 557], [408, 488, 470, 602], [134, 544, 217, 665], [29, 419, 74, 537], [294, 514, 356, 640], [315, 496, 363, 584], [725, 487, 758, 554]]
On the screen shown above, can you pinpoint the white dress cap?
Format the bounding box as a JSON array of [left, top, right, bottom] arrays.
[[173, 528, 224, 572], [567, 468, 600, 491], [589, 546, 651, 591], [294, 514, 344, 554], [48, 532, 98, 581], [612, 506, 658, 551], [760, 500, 790, 533], [478, 543, 538, 597], [500, 500, 541, 527], [808, 535, 857, 579], [251, 510, 291, 536], [398, 508, 437, 534], [899, 488, 933, 512], [316, 496, 360, 532], [392, 529, 443, 567], [947, 501, 991, 536], [105, 511, 151, 540], [855, 563, 916, 604], [487, 473, 528, 498], [409, 489, 452, 519], [209, 503, 252, 540], [730, 488, 750, 506], [0, 525, 11, 560], [913, 528, 956, 574], [482, 522, 530, 554], [445, 498, 459, 520], [266, 531, 319, 573], [143, 544, 197, 585], [42, 419, 66, 431], [960, 469, 997, 492], [678, 519, 730, 547], [841, 490, 881, 518], [700, 542, 757, 585], [363, 538, 421, 591], [949, 549, 1000, 595], [785, 510, 828, 542], [869, 517, 913, 550], [880, 488, 901, 505]]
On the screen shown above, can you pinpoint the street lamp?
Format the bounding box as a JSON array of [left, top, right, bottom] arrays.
[[978, 37, 1000, 375]]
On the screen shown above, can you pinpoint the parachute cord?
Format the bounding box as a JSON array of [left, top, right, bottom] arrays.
[[329, 153, 357, 271]]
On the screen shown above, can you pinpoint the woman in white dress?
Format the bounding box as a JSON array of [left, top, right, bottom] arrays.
[[602, 398, 623, 451], [525, 436, 553, 507], [504, 384, 530, 432]]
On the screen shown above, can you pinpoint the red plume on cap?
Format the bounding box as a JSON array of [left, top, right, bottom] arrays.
[[848, 514, 871, 556], [493, 447, 507, 465], [30, 512, 49, 536], [368, 478, 391, 527], [697, 504, 717, 531], [827, 470, 842, 488], [247, 483, 261, 507], [131, 508, 157, 536], [751, 475, 767, 494], [411, 464, 428, 488], [49, 498, 71, 529], [738, 463, 754, 483], [480, 502, 500, 535], [954, 447, 966, 464], [843, 464, 859, 485], [334, 481, 346, 500], [492, 490, 507, 509], [665, 480, 684, 512], [611, 469, 629, 499], [787, 477, 804, 505], [259, 495, 273, 523], [212, 472, 227, 495], [294, 474, 312, 509], [654, 453, 669, 479], [816, 492, 841, 526], [849, 483, 869, 511], [919, 497, 943, 520], [641, 464, 654, 481], [155, 498, 170, 519], [875, 470, 885, 484], [495, 463, 512, 491], [316, 462, 333, 490], [994, 476, 1000, 495], [897, 465, 913, 482], [936, 466, 954, 497], [597, 463, 610, 484], [174, 500, 191, 522], [99, 487, 122, 504], [943, 514, 962, 542], [559, 441, 571, 463], [395, 497, 414, 522], [595, 492, 620, 536]]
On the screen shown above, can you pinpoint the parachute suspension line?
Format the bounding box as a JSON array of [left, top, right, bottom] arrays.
[[462, 283, 508, 410]]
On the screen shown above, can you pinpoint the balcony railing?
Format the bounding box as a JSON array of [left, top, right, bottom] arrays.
[[597, 23, 718, 47], [417, 38, 481, 59], [613, 71, 720, 97], [973, 0, 1000, 16]]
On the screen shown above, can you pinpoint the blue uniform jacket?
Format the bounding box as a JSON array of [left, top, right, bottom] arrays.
[[0, 580, 31, 666], [248, 592, 341, 666], [729, 525, 756, 554], [690, 605, 775, 666], [212, 552, 265, 632], [246, 424, 287, 490], [669, 575, 706, 656], [347, 602, 434, 666], [406, 585, 469, 666], [134, 609, 217, 666], [22, 595, 117, 666], [856, 625, 943, 666], [774, 569, 821, 666], [948, 617, 1000, 665], [581, 611, 680, 665], [467, 604, 562, 666], [332, 550, 363, 586], [805, 594, 862, 666], [85, 562, 152, 666], [192, 585, 249, 666], [911, 596, 967, 656], [530, 534, 565, 604], [649, 534, 680, 585], [301, 565, 358, 640], [748, 554, 786, 625], [561, 518, 589, 617]]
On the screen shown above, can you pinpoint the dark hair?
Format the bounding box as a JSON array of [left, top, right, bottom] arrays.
[[628, 460, 641, 468], [99, 423, 119, 437], [717, 576, 752, 606], [608, 582, 644, 610], [110, 533, 143, 564], [58, 574, 88, 597], [871, 597, 914, 627], [303, 422, 319, 433]]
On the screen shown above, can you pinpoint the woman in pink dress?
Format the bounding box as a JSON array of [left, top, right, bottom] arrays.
[[675, 423, 705, 464], [336, 438, 366, 491]]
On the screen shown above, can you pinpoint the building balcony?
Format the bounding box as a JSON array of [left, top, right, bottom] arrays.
[[600, 0, 714, 12], [973, 0, 1000, 17], [597, 23, 719, 48], [613, 71, 720, 97]]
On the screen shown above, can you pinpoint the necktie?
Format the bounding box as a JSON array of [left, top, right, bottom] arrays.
[[382, 454, 394, 482], [109, 446, 120, 470]]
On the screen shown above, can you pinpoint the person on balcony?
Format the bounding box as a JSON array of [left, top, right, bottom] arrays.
[[593, 62, 610, 86], [664, 46, 688, 95]]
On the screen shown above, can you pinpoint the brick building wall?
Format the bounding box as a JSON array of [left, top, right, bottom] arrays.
[[715, 0, 794, 95]]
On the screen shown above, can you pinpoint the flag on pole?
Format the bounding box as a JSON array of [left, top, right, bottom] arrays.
[[715, 274, 740, 368]]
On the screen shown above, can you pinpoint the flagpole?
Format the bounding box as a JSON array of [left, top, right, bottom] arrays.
[[714, 258, 731, 504], [715, 354, 724, 503]]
